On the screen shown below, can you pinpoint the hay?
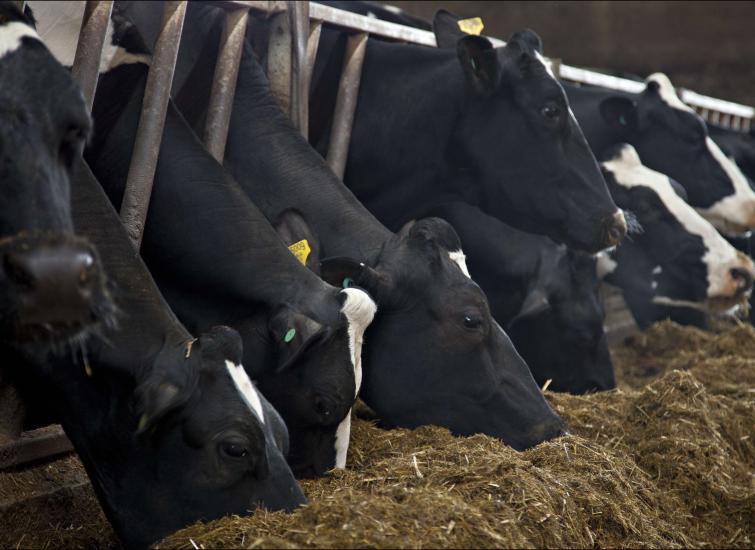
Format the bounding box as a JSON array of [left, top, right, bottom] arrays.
[[158, 322, 754, 549], [4, 321, 753, 549]]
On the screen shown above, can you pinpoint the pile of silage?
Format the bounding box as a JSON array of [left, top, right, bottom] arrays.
[[158, 323, 755, 550]]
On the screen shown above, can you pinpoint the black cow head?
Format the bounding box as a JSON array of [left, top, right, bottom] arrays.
[[600, 144, 754, 315], [322, 217, 566, 451], [432, 11, 625, 253], [507, 247, 615, 394], [57, 325, 306, 548], [596, 73, 755, 235], [0, 2, 112, 344]]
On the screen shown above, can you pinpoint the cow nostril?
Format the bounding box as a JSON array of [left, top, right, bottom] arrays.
[[3, 253, 36, 290], [730, 267, 753, 291]]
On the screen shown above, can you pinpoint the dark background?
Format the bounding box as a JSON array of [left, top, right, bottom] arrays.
[[390, 1, 755, 107]]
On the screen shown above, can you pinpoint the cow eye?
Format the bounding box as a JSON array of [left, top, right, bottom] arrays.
[[219, 441, 250, 459], [540, 103, 561, 120], [59, 126, 87, 169], [463, 315, 483, 329], [314, 395, 332, 419]]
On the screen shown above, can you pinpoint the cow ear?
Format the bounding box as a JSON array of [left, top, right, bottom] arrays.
[[432, 10, 466, 49], [507, 287, 551, 329], [268, 308, 330, 372], [509, 29, 543, 54], [320, 256, 388, 295], [600, 96, 639, 133], [273, 209, 321, 275], [457, 35, 499, 94]]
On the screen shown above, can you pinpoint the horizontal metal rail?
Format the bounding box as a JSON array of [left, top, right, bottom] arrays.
[[0, 426, 72, 470]]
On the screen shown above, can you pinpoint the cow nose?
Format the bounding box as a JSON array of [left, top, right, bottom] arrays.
[[730, 266, 753, 294], [4, 243, 99, 326], [604, 211, 627, 247], [525, 417, 568, 449]]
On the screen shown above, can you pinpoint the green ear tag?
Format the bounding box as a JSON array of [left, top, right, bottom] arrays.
[[619, 115, 627, 126], [284, 328, 296, 343], [342, 277, 353, 289]]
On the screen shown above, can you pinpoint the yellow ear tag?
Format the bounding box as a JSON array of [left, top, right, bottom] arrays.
[[287, 239, 311, 266], [457, 17, 484, 36]]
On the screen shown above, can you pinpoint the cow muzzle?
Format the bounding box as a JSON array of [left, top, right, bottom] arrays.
[[602, 210, 628, 248]]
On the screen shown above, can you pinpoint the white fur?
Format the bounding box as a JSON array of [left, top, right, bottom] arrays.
[[333, 413, 351, 469], [448, 250, 470, 278], [602, 145, 748, 301], [652, 265, 662, 275], [535, 51, 556, 80], [696, 137, 755, 233], [225, 360, 265, 424], [646, 73, 695, 114], [595, 251, 617, 279], [0, 21, 41, 59]]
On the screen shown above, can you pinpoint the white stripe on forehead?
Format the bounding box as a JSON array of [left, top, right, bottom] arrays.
[[646, 73, 695, 114], [0, 21, 42, 59], [602, 144, 741, 298], [225, 360, 265, 424], [448, 250, 470, 278], [696, 137, 755, 232], [333, 411, 351, 469]]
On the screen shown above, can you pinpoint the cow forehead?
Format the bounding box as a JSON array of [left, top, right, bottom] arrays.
[[0, 20, 42, 60], [225, 360, 265, 424], [646, 73, 695, 114]]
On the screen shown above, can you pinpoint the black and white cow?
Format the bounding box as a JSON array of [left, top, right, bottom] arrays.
[[424, 201, 614, 394], [6, 159, 304, 548], [170, 4, 566, 452], [64, 10, 377, 478], [597, 144, 755, 328], [0, 2, 112, 345], [566, 74, 755, 236], [308, 10, 625, 253], [709, 124, 755, 184]]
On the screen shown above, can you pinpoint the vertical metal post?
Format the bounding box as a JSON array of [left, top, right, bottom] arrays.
[[302, 19, 322, 124], [203, 8, 249, 162], [267, 10, 293, 118], [71, 1, 114, 112], [326, 32, 368, 180], [289, 0, 309, 138], [120, 1, 187, 249]]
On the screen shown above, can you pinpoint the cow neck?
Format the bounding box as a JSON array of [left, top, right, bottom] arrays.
[[71, 159, 190, 360], [212, 42, 392, 266]]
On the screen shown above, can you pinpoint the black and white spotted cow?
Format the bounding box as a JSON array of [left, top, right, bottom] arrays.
[[0, 2, 112, 345], [709, 124, 755, 184], [567, 74, 755, 236], [6, 159, 305, 548], [598, 144, 755, 328]]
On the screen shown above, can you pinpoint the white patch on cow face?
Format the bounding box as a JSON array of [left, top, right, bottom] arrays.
[[0, 21, 42, 59], [602, 144, 752, 302], [696, 137, 755, 234], [333, 412, 351, 469], [448, 250, 471, 278], [652, 265, 662, 275], [534, 51, 556, 80], [225, 360, 265, 424], [595, 251, 617, 279], [646, 73, 695, 114]]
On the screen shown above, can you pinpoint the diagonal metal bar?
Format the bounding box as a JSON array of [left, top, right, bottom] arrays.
[[326, 32, 368, 180], [204, 7, 249, 162], [120, 1, 187, 249], [70, 1, 113, 112]]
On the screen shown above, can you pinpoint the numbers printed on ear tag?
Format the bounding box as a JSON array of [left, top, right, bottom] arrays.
[[287, 239, 311, 266], [284, 328, 296, 343], [457, 17, 484, 36]]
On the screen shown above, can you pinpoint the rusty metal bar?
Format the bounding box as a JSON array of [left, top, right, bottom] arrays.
[[120, 1, 187, 249], [70, 1, 113, 112], [203, 7, 249, 162], [326, 32, 368, 180], [289, 0, 309, 138], [0, 425, 72, 470], [302, 19, 322, 125], [267, 10, 293, 117]]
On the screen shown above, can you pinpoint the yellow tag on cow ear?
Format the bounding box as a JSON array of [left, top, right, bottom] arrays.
[[287, 239, 311, 266], [457, 17, 484, 36]]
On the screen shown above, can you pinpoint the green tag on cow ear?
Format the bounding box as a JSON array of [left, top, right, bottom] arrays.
[[342, 277, 353, 289], [284, 328, 296, 343], [619, 115, 627, 126]]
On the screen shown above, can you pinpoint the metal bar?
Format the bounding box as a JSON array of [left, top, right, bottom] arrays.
[[731, 116, 741, 132], [210, 0, 287, 13], [304, 19, 322, 94], [0, 426, 73, 470], [70, 1, 114, 112], [267, 10, 293, 118], [203, 8, 249, 162], [289, 0, 309, 138], [326, 32, 367, 179], [720, 113, 731, 129], [120, 1, 187, 249]]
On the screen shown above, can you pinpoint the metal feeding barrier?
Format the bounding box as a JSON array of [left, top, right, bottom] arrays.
[[1, 0, 752, 470]]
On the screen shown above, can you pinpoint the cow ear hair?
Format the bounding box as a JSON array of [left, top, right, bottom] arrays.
[[320, 256, 387, 294], [272, 209, 321, 275], [268, 308, 330, 372], [599, 96, 639, 134], [457, 35, 499, 94], [432, 9, 466, 49], [507, 287, 551, 329]]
